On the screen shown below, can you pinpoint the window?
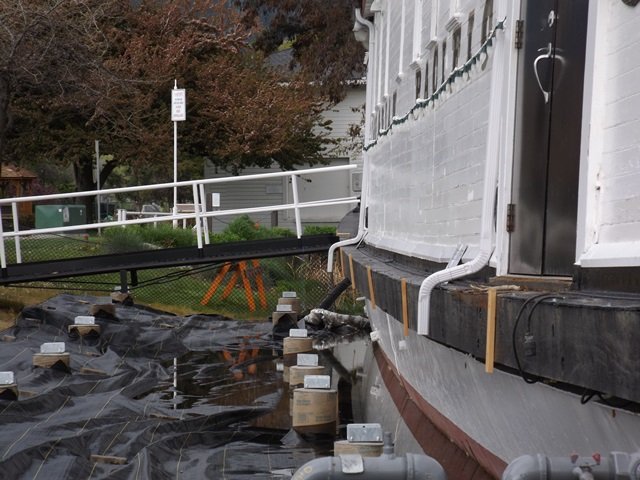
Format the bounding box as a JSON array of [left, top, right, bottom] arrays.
[[392, 91, 397, 117], [415, 70, 422, 99], [432, 47, 439, 91], [481, 0, 493, 45], [467, 11, 475, 61], [425, 61, 430, 97], [452, 26, 461, 69], [441, 39, 447, 85]]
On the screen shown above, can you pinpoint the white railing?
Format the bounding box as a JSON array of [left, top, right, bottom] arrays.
[[0, 165, 359, 269]]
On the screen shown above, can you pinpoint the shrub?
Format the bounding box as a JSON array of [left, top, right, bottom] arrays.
[[209, 215, 294, 244], [303, 225, 337, 236], [102, 227, 145, 253], [137, 224, 196, 248]]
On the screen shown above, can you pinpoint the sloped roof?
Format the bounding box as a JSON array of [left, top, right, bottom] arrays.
[[0, 165, 37, 179]]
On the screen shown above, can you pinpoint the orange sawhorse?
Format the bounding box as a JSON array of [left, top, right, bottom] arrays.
[[200, 260, 267, 312]]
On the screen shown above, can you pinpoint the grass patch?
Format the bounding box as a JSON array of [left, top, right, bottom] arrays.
[[0, 287, 61, 329], [0, 215, 353, 319]]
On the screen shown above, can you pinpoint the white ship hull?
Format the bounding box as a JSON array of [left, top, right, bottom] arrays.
[[342, 0, 640, 476]]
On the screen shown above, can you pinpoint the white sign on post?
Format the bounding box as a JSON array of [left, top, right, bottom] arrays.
[[171, 89, 186, 121]]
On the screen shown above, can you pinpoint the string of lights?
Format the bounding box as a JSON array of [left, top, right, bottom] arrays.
[[364, 18, 506, 152]]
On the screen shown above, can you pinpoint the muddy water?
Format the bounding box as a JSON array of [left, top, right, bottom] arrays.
[[144, 346, 355, 477]]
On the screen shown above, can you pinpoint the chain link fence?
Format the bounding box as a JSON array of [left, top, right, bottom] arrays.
[[2, 216, 363, 319], [9, 252, 362, 320]]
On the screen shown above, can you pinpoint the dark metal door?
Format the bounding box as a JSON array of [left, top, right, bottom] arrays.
[[509, 0, 589, 275]]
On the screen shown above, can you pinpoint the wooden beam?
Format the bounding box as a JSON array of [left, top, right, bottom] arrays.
[[485, 288, 497, 373], [349, 254, 356, 293], [401, 278, 409, 337], [367, 266, 376, 310]]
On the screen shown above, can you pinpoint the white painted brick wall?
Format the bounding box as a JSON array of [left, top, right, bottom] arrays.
[[365, 0, 491, 262], [594, 0, 640, 246]]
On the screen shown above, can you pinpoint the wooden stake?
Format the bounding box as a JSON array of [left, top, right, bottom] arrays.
[[348, 254, 356, 292], [485, 288, 497, 373], [366, 266, 376, 310], [401, 278, 409, 337]]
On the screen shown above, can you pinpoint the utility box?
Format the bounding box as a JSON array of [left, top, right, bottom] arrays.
[[35, 205, 86, 229]]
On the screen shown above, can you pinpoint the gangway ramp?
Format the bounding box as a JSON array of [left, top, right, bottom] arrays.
[[0, 234, 338, 285], [0, 165, 358, 285]]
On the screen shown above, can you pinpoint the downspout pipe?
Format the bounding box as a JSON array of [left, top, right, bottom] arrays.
[[327, 8, 375, 273], [416, 24, 506, 335], [354, 7, 375, 142], [326, 162, 368, 273]]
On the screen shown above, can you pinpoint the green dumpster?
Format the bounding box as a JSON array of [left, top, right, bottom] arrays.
[[35, 205, 87, 229]]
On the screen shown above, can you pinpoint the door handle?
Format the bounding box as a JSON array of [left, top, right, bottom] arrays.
[[533, 43, 553, 103]]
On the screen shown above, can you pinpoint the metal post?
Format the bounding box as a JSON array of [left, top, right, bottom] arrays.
[[0, 207, 6, 269], [11, 202, 21, 263], [173, 357, 178, 410], [192, 183, 203, 249], [95, 140, 101, 234], [173, 111, 178, 228], [170, 79, 186, 230], [198, 183, 210, 244], [291, 174, 302, 238], [119, 270, 128, 293]]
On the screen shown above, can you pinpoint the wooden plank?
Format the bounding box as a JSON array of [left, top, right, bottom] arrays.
[[90, 454, 127, 465], [33, 353, 70, 369], [89, 303, 116, 318], [485, 288, 497, 374], [401, 278, 409, 337], [348, 254, 356, 293], [68, 325, 101, 337], [367, 266, 376, 310], [0, 385, 18, 400]]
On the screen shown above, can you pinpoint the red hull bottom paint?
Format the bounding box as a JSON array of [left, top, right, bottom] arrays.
[[373, 343, 507, 479]]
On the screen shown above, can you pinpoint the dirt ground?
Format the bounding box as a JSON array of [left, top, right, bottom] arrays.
[[0, 287, 59, 330]]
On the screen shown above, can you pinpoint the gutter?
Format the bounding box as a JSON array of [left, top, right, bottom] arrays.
[[327, 8, 374, 273], [416, 23, 506, 335]]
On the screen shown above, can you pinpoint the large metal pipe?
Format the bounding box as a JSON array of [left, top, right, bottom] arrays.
[[292, 432, 446, 480], [502, 452, 640, 480], [292, 453, 446, 480]]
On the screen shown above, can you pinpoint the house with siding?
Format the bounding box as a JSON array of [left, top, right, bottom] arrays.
[[202, 82, 364, 232]]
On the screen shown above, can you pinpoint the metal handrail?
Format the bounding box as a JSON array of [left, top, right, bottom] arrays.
[[0, 165, 355, 205], [0, 165, 359, 269]]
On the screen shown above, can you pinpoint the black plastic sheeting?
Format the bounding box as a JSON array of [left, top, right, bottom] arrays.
[[0, 294, 337, 479]]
